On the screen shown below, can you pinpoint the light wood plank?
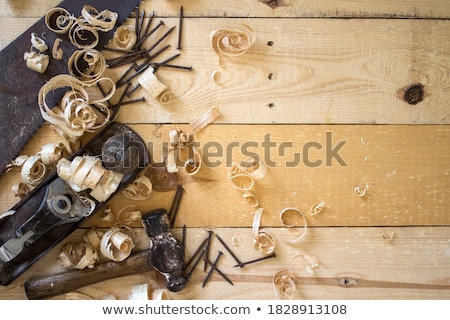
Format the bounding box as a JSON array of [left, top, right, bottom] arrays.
[[104, 18, 450, 125], [0, 124, 448, 227], [141, 0, 450, 19], [2, 0, 449, 19], [0, 227, 448, 300]]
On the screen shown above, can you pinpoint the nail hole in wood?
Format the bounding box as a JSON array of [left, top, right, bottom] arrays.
[[268, 73, 274, 80], [267, 41, 274, 46], [268, 103, 275, 108]]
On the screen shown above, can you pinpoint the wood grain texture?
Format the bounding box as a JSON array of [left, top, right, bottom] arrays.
[[103, 18, 450, 125], [0, 227, 448, 300]]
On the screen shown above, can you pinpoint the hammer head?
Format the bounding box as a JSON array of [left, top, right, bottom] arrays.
[[142, 209, 186, 292]]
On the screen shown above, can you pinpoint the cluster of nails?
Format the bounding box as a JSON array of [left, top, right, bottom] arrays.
[[181, 229, 277, 288], [100, 5, 190, 114], [167, 185, 277, 288]]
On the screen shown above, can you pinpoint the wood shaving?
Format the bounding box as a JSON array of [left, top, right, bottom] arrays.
[[100, 226, 135, 262], [113, 25, 137, 50], [12, 182, 30, 198], [99, 206, 114, 222], [38, 142, 67, 166], [242, 156, 267, 180], [6, 155, 29, 172], [310, 201, 325, 216], [229, 173, 254, 191], [252, 208, 276, 254], [21, 155, 47, 186], [189, 107, 220, 133], [116, 205, 142, 225], [24, 51, 49, 73], [279, 208, 307, 243], [45, 7, 74, 34], [38, 74, 115, 145], [57, 155, 123, 202], [122, 175, 153, 200], [68, 19, 100, 49], [184, 148, 202, 175], [52, 38, 63, 60], [59, 242, 98, 269], [81, 5, 118, 32], [242, 190, 259, 207], [211, 24, 256, 57], [83, 227, 104, 250], [138, 67, 168, 100], [354, 182, 370, 197], [68, 49, 106, 83], [30, 33, 48, 52], [303, 253, 320, 275], [382, 231, 395, 242], [273, 269, 297, 299], [128, 281, 170, 300]]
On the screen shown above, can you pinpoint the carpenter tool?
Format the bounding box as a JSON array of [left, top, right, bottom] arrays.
[[0, 122, 150, 286], [0, 0, 142, 176], [24, 208, 186, 299]]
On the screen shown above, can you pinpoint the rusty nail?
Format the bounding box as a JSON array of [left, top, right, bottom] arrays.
[[169, 185, 185, 226], [203, 230, 214, 272], [146, 26, 176, 54], [215, 234, 244, 267], [119, 97, 145, 106], [202, 251, 223, 288], [183, 236, 209, 271], [234, 252, 276, 267], [177, 6, 183, 50], [185, 241, 208, 280], [135, 20, 164, 49]]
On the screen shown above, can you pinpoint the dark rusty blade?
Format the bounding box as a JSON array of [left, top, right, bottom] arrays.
[[0, 0, 141, 175]]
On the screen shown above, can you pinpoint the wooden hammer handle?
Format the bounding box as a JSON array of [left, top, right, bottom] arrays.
[[25, 250, 152, 300]]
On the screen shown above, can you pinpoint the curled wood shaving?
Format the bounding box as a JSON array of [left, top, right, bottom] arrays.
[[57, 155, 123, 202], [24, 51, 49, 73], [52, 38, 63, 60], [6, 155, 29, 172], [68, 49, 106, 83], [189, 107, 220, 133], [279, 208, 307, 243], [242, 190, 259, 207], [113, 25, 137, 50], [229, 173, 254, 191], [138, 67, 167, 99], [382, 231, 395, 242], [38, 74, 114, 144], [100, 226, 135, 262], [38, 142, 67, 166], [303, 254, 319, 275], [31, 33, 48, 52], [59, 242, 98, 269], [45, 7, 74, 34], [12, 182, 30, 198], [252, 208, 276, 254], [128, 281, 170, 300], [81, 5, 118, 32], [354, 182, 369, 197], [310, 201, 325, 216], [116, 205, 142, 225], [122, 175, 153, 200], [68, 19, 99, 49], [273, 269, 297, 299], [242, 156, 267, 180], [99, 206, 114, 222], [83, 228, 104, 250], [211, 24, 256, 57], [184, 148, 202, 175], [21, 155, 47, 186]]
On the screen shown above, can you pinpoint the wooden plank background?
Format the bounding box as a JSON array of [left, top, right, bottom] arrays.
[[0, 0, 449, 300]]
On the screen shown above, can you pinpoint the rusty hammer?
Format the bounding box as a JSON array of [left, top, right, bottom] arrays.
[[25, 208, 186, 300]]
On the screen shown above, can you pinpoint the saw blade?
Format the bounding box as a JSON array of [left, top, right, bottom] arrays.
[[0, 0, 142, 175]]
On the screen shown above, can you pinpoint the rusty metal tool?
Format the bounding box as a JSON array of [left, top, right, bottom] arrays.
[[0, 0, 142, 176], [0, 122, 150, 286], [24, 208, 186, 299]]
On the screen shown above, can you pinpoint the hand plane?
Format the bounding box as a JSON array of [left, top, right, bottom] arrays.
[[0, 122, 150, 285]]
